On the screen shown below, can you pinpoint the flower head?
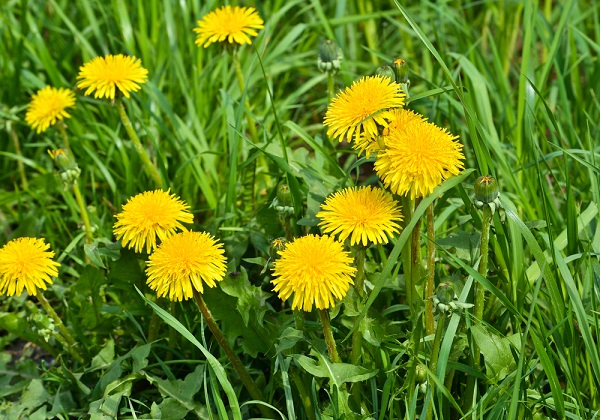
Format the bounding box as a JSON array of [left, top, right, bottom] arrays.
[[194, 5, 264, 48], [324, 75, 405, 158], [271, 235, 356, 311], [375, 119, 465, 198], [25, 86, 76, 134], [146, 231, 227, 301], [113, 190, 194, 254], [0, 237, 60, 297], [317, 186, 403, 246], [76, 54, 148, 99]]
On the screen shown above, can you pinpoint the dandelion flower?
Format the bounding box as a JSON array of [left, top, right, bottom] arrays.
[[113, 190, 193, 254], [25, 86, 76, 134], [383, 108, 427, 136], [194, 5, 264, 48], [324, 75, 405, 157], [146, 231, 227, 301], [375, 119, 464, 198], [317, 186, 403, 247], [0, 237, 60, 297], [76, 54, 148, 99], [272, 235, 356, 311]]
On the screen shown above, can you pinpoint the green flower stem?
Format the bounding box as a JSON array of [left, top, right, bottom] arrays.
[[36, 292, 86, 364], [72, 182, 93, 245], [116, 99, 163, 189], [319, 309, 340, 363], [409, 197, 423, 311], [401, 195, 413, 307], [474, 205, 493, 373], [426, 315, 447, 420], [57, 123, 93, 251], [232, 50, 259, 143], [327, 71, 335, 103], [425, 203, 436, 336], [350, 247, 366, 365], [193, 290, 272, 418], [9, 124, 28, 190]]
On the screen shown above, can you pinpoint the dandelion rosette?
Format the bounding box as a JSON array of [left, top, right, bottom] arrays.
[[113, 190, 193, 254], [25, 86, 76, 134], [375, 118, 465, 198], [317, 186, 403, 247], [194, 5, 264, 48], [0, 237, 60, 297], [271, 234, 356, 311], [146, 231, 227, 301], [76, 54, 148, 99], [324, 75, 405, 158]]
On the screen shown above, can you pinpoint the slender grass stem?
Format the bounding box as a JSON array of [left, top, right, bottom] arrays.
[[9, 125, 28, 190], [116, 99, 163, 189], [319, 309, 340, 363], [36, 292, 86, 364], [425, 203, 436, 336], [193, 290, 272, 418]]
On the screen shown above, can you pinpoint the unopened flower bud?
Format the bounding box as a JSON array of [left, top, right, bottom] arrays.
[[277, 184, 293, 207], [317, 39, 343, 73], [392, 58, 409, 84], [48, 149, 81, 187], [415, 364, 427, 383], [436, 282, 455, 305], [269, 237, 288, 260], [474, 175, 499, 204], [375, 65, 396, 82]]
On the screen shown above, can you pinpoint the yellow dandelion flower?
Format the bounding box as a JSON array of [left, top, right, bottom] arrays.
[[375, 119, 465, 199], [383, 108, 427, 136], [25, 86, 76, 134], [271, 235, 356, 311], [113, 190, 193, 254], [317, 186, 403, 247], [324, 75, 405, 158], [194, 5, 264, 48], [0, 237, 60, 297], [146, 231, 227, 301], [76, 54, 148, 99]]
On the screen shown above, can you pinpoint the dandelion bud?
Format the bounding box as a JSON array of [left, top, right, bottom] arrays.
[[392, 58, 409, 84], [474, 175, 499, 204], [415, 364, 427, 383], [269, 237, 288, 260], [317, 39, 343, 73], [271, 184, 294, 217], [375, 65, 396, 82], [48, 149, 81, 186], [436, 282, 455, 305]]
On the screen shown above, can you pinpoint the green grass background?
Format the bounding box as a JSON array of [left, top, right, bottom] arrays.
[[1, 0, 599, 418]]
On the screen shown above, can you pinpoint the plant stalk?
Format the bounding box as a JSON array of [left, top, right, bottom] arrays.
[[36, 292, 86, 364], [350, 247, 366, 365], [116, 99, 163, 189], [319, 309, 340, 363], [425, 203, 436, 335], [232, 49, 259, 143], [473, 205, 493, 373], [425, 315, 447, 420], [193, 290, 272, 418], [409, 197, 423, 311]]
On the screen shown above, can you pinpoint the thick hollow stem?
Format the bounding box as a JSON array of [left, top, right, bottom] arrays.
[[116, 99, 163, 189], [194, 291, 272, 418], [350, 247, 366, 365], [426, 315, 447, 420], [72, 182, 93, 245], [36, 292, 86, 364], [473, 205, 493, 372], [319, 309, 340, 363], [425, 203, 436, 335], [327, 71, 335, 103], [409, 197, 423, 311]]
